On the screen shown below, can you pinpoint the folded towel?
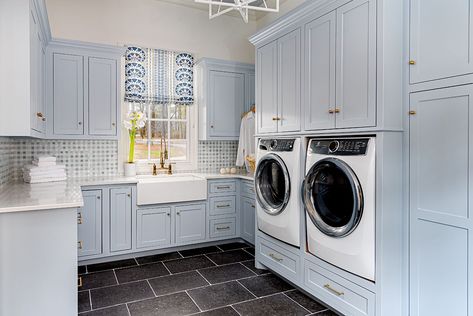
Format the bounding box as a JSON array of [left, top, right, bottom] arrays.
[[23, 169, 66, 177], [33, 155, 57, 163], [23, 172, 67, 180], [24, 177, 67, 184], [32, 161, 57, 167], [23, 164, 65, 172]]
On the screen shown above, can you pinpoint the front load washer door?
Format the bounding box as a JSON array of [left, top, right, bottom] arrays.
[[255, 153, 290, 215], [303, 157, 363, 237]]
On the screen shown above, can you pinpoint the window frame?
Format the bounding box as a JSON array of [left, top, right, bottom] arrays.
[[130, 102, 198, 172]]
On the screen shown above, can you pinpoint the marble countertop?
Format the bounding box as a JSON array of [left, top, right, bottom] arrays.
[[0, 173, 254, 214]]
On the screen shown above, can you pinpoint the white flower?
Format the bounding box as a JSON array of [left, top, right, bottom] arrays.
[[123, 110, 146, 131], [123, 120, 132, 130]]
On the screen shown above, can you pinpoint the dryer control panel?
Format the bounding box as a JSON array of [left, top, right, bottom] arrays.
[[310, 138, 370, 156], [259, 139, 295, 152]]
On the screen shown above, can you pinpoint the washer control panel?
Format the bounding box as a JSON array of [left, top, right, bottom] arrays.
[[310, 138, 370, 155], [259, 139, 295, 152]]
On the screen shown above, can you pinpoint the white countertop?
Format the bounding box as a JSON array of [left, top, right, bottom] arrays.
[[0, 173, 254, 214]]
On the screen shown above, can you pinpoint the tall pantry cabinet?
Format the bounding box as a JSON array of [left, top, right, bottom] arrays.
[[408, 0, 473, 315]]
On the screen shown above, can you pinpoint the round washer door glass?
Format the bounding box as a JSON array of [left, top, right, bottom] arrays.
[[255, 154, 291, 215], [303, 157, 363, 237]]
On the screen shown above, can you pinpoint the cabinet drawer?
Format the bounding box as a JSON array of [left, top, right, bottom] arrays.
[[241, 181, 255, 197], [209, 217, 237, 239], [209, 181, 237, 194], [257, 236, 300, 283], [209, 196, 236, 216], [304, 260, 375, 316]]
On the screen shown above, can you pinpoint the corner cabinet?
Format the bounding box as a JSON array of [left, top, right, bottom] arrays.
[[257, 28, 302, 134], [46, 40, 124, 140], [0, 0, 49, 137], [197, 58, 255, 141]]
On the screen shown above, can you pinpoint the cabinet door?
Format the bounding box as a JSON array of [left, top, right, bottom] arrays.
[[409, 85, 473, 316], [88, 57, 117, 136], [410, 0, 473, 84], [248, 73, 256, 111], [29, 7, 45, 134], [304, 12, 336, 131], [136, 207, 171, 249], [53, 53, 84, 135], [241, 196, 255, 245], [175, 204, 206, 245], [110, 187, 133, 252], [335, 0, 376, 128], [257, 41, 278, 134], [278, 28, 301, 132], [209, 70, 245, 138], [78, 190, 102, 257]]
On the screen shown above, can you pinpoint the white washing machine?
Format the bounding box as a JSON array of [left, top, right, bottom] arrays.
[[255, 138, 301, 247], [302, 137, 375, 281]]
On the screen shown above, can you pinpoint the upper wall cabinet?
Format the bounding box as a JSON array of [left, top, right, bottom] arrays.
[[250, 0, 401, 134], [46, 41, 123, 140], [197, 58, 255, 141], [304, 0, 376, 131], [256, 28, 302, 134], [0, 0, 50, 137], [410, 0, 473, 84]]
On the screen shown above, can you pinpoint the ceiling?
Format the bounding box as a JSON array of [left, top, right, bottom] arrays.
[[156, 0, 286, 21]]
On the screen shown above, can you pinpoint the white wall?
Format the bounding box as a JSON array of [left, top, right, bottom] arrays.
[[45, 0, 258, 63], [256, 0, 306, 29]]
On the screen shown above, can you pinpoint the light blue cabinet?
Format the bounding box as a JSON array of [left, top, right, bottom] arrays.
[[136, 207, 172, 249], [410, 0, 473, 84], [257, 40, 279, 134], [175, 204, 206, 245], [256, 28, 302, 134], [197, 58, 255, 141], [304, 11, 336, 131], [409, 85, 473, 316], [47, 40, 123, 140], [52, 53, 84, 135], [110, 187, 133, 252], [88, 57, 118, 136], [78, 190, 102, 257], [209, 70, 245, 138], [240, 196, 255, 244]]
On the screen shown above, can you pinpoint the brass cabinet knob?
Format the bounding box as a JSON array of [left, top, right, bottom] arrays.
[[328, 109, 335, 114], [335, 108, 341, 113], [78, 277, 83, 288], [36, 112, 44, 118], [78, 241, 83, 249], [409, 110, 416, 115], [210, 125, 214, 128], [112, 123, 116, 126], [409, 60, 416, 65], [78, 122, 82, 125], [272, 117, 281, 121], [127, 194, 131, 197], [177, 211, 180, 215]]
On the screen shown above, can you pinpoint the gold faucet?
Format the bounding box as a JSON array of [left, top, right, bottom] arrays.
[[151, 134, 173, 175]]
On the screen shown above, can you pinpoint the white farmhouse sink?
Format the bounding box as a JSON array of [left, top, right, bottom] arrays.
[[136, 174, 207, 206]]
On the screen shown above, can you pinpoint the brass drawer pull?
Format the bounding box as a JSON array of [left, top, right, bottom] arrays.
[[216, 204, 231, 208], [216, 226, 231, 231], [272, 117, 281, 121], [216, 186, 231, 189], [78, 241, 83, 249], [334, 108, 341, 113], [269, 253, 283, 262], [324, 284, 344, 296], [78, 277, 83, 288], [77, 212, 83, 225], [409, 60, 416, 65]]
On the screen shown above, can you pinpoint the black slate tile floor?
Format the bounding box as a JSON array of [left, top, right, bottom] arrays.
[[78, 243, 338, 315]]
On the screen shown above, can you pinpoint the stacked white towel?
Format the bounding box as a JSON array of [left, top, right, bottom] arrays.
[[23, 156, 67, 184]]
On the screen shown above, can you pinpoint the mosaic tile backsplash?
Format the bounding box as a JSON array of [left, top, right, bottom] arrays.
[[0, 139, 241, 185]]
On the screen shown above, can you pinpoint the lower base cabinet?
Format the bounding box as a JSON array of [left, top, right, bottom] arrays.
[[136, 207, 172, 249], [110, 187, 133, 253], [175, 204, 207, 244], [78, 190, 102, 257], [241, 196, 255, 244]]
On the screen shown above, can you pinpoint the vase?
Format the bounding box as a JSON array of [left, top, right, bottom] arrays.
[[124, 162, 136, 177]]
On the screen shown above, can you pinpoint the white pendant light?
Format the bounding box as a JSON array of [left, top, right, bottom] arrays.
[[195, 0, 279, 23]]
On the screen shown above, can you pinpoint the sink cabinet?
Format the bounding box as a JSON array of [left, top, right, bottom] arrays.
[[136, 207, 172, 249], [175, 204, 207, 245], [79, 178, 255, 263]]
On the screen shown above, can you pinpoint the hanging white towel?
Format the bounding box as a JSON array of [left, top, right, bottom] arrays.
[[236, 111, 255, 169]]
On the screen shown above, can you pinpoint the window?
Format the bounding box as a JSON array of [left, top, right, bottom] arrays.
[[129, 102, 195, 166]]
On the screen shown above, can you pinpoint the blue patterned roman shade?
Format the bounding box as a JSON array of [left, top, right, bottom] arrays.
[[124, 46, 194, 105]]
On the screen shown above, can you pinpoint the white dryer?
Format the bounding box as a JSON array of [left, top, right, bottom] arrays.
[[303, 137, 375, 281], [255, 138, 301, 247]]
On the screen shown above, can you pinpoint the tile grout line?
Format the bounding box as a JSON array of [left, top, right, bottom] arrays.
[[235, 279, 258, 299], [146, 279, 158, 297], [282, 292, 312, 314], [88, 289, 93, 312], [203, 254, 219, 266], [184, 290, 203, 312], [125, 303, 132, 316], [238, 262, 258, 276], [230, 305, 243, 316], [195, 269, 212, 285]]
